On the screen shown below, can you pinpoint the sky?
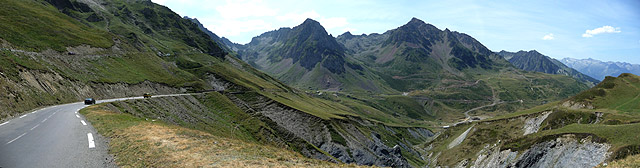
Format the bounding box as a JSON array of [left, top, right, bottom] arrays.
[[151, 0, 640, 64]]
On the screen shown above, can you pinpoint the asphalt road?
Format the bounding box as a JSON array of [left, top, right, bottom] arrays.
[[0, 94, 193, 168]]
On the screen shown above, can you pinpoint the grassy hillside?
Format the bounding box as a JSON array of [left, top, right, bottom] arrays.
[[79, 91, 435, 167], [80, 105, 359, 167], [0, 0, 437, 128], [2, 0, 631, 167], [0, 0, 231, 120], [568, 73, 640, 113], [0, 0, 113, 51], [421, 73, 640, 167], [0, 1, 437, 167], [0, 0, 228, 86]]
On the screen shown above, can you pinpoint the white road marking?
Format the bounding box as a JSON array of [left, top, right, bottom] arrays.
[[0, 121, 8, 127], [19, 114, 27, 118], [80, 120, 87, 125], [41, 118, 47, 123], [75, 114, 80, 118], [7, 132, 27, 144], [87, 133, 95, 148], [30, 124, 40, 130]]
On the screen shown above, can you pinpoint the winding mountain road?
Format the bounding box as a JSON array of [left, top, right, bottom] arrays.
[[0, 93, 193, 168]]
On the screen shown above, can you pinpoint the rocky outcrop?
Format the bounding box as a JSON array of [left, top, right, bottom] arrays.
[[227, 92, 422, 167], [157, 72, 432, 167], [514, 135, 610, 168], [0, 68, 181, 121], [561, 100, 594, 109], [448, 126, 474, 149], [472, 145, 518, 168], [471, 134, 611, 168], [108, 95, 208, 125], [104, 89, 433, 167], [522, 111, 551, 135]]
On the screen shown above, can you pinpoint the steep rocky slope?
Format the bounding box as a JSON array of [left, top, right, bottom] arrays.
[[98, 91, 434, 167], [81, 105, 357, 167], [497, 50, 599, 86], [0, 0, 222, 119], [184, 16, 235, 53]]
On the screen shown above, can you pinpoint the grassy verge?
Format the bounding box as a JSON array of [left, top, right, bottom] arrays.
[[600, 154, 640, 167], [80, 105, 364, 167]]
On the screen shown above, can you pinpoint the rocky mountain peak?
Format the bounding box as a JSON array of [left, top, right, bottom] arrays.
[[298, 18, 325, 33], [302, 18, 321, 26], [240, 18, 347, 75], [403, 17, 439, 31], [338, 31, 355, 40], [384, 18, 442, 48], [526, 50, 541, 55], [408, 17, 426, 25]]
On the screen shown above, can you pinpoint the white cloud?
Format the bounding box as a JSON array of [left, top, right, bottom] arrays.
[[542, 33, 554, 40], [276, 11, 348, 29], [158, 0, 351, 43], [319, 17, 348, 29], [215, 0, 277, 19], [276, 11, 321, 23], [275, 10, 350, 35], [203, 18, 273, 37], [582, 26, 621, 38], [343, 27, 358, 33]]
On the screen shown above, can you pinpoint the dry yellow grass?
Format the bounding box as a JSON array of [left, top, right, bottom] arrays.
[[601, 154, 640, 168], [124, 123, 330, 167], [83, 105, 370, 168]]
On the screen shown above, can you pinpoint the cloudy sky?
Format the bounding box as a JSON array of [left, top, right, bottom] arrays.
[[152, 0, 640, 63]]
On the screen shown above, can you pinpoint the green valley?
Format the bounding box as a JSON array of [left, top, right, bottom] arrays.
[[0, 0, 638, 168]]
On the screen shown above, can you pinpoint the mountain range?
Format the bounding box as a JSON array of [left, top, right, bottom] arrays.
[[0, 1, 486, 166], [497, 50, 599, 86], [222, 17, 590, 121], [229, 19, 393, 93], [561, 58, 640, 81], [1, 0, 637, 167]]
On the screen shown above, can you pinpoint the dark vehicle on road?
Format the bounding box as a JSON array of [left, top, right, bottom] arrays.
[[143, 93, 152, 98], [84, 98, 96, 105]]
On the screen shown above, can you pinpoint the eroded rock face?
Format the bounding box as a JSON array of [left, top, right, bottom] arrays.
[[562, 100, 594, 109], [448, 126, 474, 149], [0, 69, 181, 120], [515, 135, 610, 168], [201, 72, 433, 167], [472, 145, 518, 168], [522, 111, 551, 135], [471, 134, 611, 168], [228, 92, 419, 167]]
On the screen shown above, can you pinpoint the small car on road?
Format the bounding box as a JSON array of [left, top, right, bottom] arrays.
[[84, 98, 96, 105], [143, 93, 152, 98]]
